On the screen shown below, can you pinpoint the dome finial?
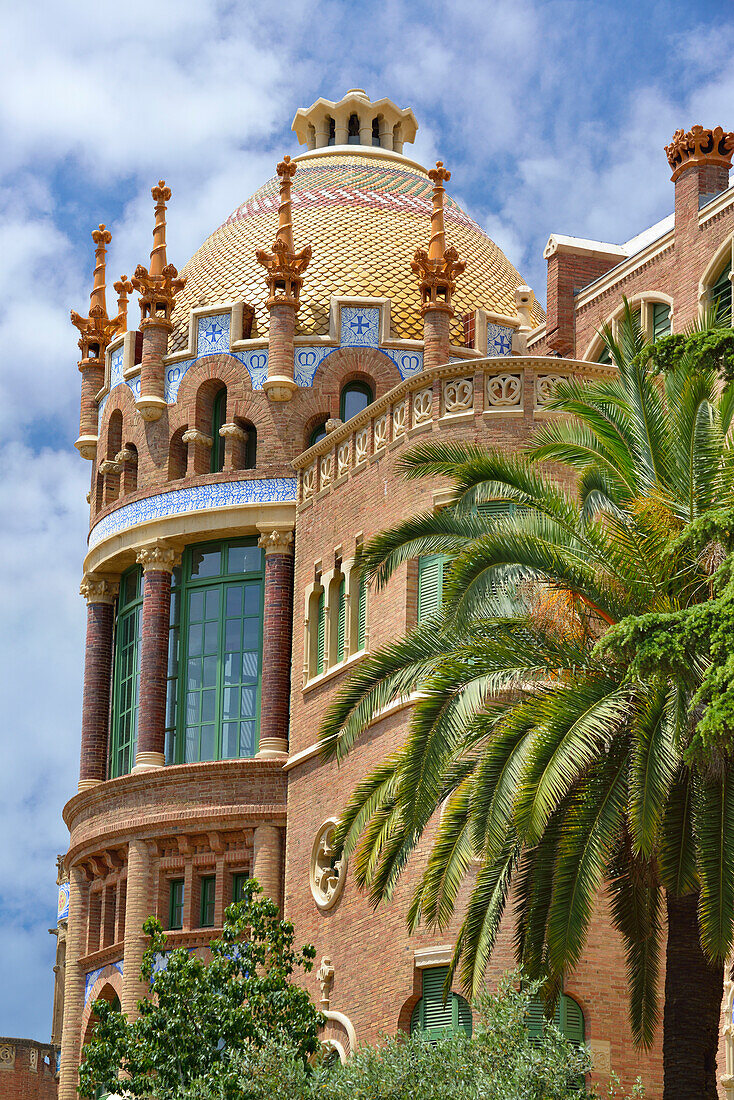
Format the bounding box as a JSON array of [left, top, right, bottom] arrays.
[[256, 155, 312, 310], [411, 159, 466, 317], [70, 223, 124, 362], [292, 91, 418, 153], [113, 274, 133, 332], [132, 180, 186, 332]]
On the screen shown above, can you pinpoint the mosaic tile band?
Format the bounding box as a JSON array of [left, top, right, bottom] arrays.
[[88, 478, 297, 551], [85, 960, 123, 1004]]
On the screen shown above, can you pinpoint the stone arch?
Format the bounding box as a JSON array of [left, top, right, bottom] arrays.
[[168, 426, 188, 481], [79, 970, 123, 1050], [172, 353, 252, 425], [106, 409, 123, 461], [397, 984, 422, 1035], [698, 234, 734, 315], [312, 346, 402, 407], [583, 291, 675, 362]]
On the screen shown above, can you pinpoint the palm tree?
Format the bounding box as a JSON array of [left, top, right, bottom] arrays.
[[318, 307, 734, 1100]]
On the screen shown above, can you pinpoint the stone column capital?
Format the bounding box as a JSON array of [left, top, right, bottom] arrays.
[[136, 543, 180, 573], [258, 529, 294, 556], [79, 572, 120, 604], [181, 428, 213, 448], [219, 422, 248, 441]]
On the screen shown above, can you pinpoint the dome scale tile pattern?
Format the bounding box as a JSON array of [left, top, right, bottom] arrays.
[[170, 152, 544, 351]]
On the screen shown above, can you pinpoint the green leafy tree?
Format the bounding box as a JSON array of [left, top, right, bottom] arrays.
[[318, 306, 734, 1100], [78, 879, 323, 1100]]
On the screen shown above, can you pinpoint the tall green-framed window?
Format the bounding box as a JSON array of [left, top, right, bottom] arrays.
[[652, 302, 671, 341], [418, 554, 447, 622], [200, 875, 216, 928], [410, 966, 472, 1041], [336, 578, 346, 663], [232, 871, 249, 904], [164, 568, 181, 764], [596, 344, 612, 365], [340, 381, 373, 422], [210, 388, 226, 473], [357, 572, 367, 650], [110, 568, 143, 779], [169, 879, 184, 930], [711, 262, 732, 321], [175, 539, 264, 764], [527, 992, 585, 1085], [316, 590, 326, 673]]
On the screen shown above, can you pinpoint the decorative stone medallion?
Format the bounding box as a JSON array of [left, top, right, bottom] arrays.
[[310, 818, 346, 910]]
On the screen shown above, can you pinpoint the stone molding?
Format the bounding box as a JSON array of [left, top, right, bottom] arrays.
[[310, 818, 346, 910], [413, 944, 453, 968], [258, 529, 294, 556], [98, 459, 121, 476], [79, 573, 119, 605], [181, 428, 213, 448], [135, 543, 179, 573]]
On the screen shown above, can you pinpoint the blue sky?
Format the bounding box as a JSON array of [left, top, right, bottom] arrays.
[[1, 0, 732, 1039]]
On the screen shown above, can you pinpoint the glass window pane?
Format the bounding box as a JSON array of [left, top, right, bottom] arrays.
[[185, 727, 199, 762], [202, 654, 217, 687], [225, 618, 241, 652], [222, 722, 239, 758], [204, 620, 219, 655], [186, 693, 200, 723], [226, 586, 243, 617], [190, 547, 222, 578], [242, 618, 259, 651], [223, 687, 239, 721], [243, 584, 260, 615], [188, 623, 203, 657], [223, 653, 238, 684], [241, 686, 256, 718], [228, 544, 262, 575], [189, 590, 205, 622], [205, 588, 220, 620], [200, 725, 215, 761], [242, 652, 259, 680], [201, 689, 216, 722], [239, 722, 256, 757], [187, 658, 202, 690]]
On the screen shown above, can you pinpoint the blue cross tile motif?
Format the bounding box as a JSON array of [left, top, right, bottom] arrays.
[[487, 323, 513, 357], [341, 307, 380, 348], [197, 312, 230, 355], [88, 478, 297, 550], [109, 347, 125, 390]]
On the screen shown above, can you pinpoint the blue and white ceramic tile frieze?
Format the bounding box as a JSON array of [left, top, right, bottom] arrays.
[[88, 478, 297, 550], [487, 323, 513, 357], [197, 312, 230, 355], [235, 348, 268, 390], [57, 882, 70, 923], [109, 346, 125, 390], [386, 349, 423, 379], [84, 960, 123, 1004], [295, 346, 331, 387], [340, 307, 380, 348]]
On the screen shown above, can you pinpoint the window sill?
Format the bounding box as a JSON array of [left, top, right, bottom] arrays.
[[303, 648, 367, 694]]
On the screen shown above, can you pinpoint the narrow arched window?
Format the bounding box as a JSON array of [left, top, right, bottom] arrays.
[[310, 421, 328, 447], [348, 113, 360, 144], [340, 381, 373, 422], [410, 967, 472, 1042], [210, 388, 226, 473], [244, 424, 257, 469], [372, 117, 381, 147], [327, 117, 335, 146], [711, 261, 733, 322]]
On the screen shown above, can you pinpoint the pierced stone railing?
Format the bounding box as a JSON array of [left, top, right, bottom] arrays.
[[293, 355, 612, 505]]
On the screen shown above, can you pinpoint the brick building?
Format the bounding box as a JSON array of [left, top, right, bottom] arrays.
[[54, 92, 734, 1100]]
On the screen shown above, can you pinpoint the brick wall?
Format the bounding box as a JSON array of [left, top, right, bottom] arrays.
[[0, 1039, 58, 1100]]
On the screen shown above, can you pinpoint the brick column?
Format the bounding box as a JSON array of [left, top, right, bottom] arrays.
[[182, 428, 213, 476], [76, 359, 104, 459], [57, 864, 89, 1100], [263, 303, 298, 401], [256, 530, 294, 758], [220, 423, 248, 470], [78, 574, 119, 791], [134, 544, 178, 771], [135, 323, 169, 422], [121, 839, 153, 1021], [253, 824, 283, 909], [422, 306, 451, 370]]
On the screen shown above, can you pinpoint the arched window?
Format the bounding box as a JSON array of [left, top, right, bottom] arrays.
[[168, 427, 188, 481], [327, 117, 335, 146], [410, 967, 472, 1042], [244, 424, 257, 469], [711, 260, 732, 321], [110, 567, 143, 778], [348, 113, 360, 144], [210, 388, 226, 473], [340, 381, 373, 422], [310, 421, 328, 447], [372, 117, 381, 147], [527, 991, 585, 1047]]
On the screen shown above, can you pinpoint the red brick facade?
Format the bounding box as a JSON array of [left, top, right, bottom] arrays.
[[0, 1040, 58, 1100]]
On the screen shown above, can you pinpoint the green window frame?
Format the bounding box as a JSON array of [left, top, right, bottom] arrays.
[[200, 875, 216, 928], [110, 567, 143, 779], [357, 572, 367, 651], [652, 302, 671, 341], [596, 344, 612, 365], [340, 382, 373, 422], [210, 388, 226, 473], [336, 578, 346, 663], [310, 422, 328, 447], [418, 554, 447, 622], [171, 539, 265, 765], [316, 590, 326, 674], [410, 966, 472, 1041], [527, 991, 585, 1046], [169, 879, 184, 930], [232, 871, 249, 904], [711, 262, 732, 321]]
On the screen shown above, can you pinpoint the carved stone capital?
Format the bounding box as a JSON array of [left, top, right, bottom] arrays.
[[136, 543, 180, 573], [116, 448, 138, 465], [258, 529, 294, 556], [98, 459, 121, 476], [182, 428, 213, 448], [325, 418, 343, 433], [79, 573, 120, 604], [75, 435, 98, 461], [219, 422, 248, 441]]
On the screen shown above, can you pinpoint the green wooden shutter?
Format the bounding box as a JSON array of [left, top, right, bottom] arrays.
[[336, 578, 346, 663], [526, 995, 545, 1042], [652, 303, 671, 341], [357, 572, 367, 650], [411, 967, 472, 1041], [559, 994, 585, 1045], [711, 263, 732, 319], [418, 555, 445, 622], [476, 501, 515, 519], [316, 591, 325, 674]]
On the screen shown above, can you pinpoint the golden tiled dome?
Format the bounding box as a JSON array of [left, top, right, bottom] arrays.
[[170, 150, 544, 352]]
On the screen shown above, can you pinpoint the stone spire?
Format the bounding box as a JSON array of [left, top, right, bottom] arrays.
[[113, 275, 133, 333], [411, 161, 466, 370], [132, 180, 186, 330], [70, 225, 126, 460], [255, 156, 312, 402], [256, 156, 312, 309]]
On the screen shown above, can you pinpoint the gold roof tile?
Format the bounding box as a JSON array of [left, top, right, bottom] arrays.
[[170, 152, 544, 351]]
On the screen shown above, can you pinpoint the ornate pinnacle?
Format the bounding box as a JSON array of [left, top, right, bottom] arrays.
[[665, 124, 734, 181], [131, 179, 186, 330], [113, 275, 133, 332], [70, 224, 124, 362], [411, 160, 466, 316], [256, 155, 312, 309]]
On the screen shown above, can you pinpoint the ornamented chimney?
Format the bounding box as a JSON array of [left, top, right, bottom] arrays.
[[113, 275, 133, 332], [256, 156, 312, 401], [411, 162, 466, 370], [132, 181, 186, 421], [70, 225, 125, 460]]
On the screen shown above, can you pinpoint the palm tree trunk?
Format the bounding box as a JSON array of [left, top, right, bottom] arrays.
[[663, 891, 723, 1100]]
